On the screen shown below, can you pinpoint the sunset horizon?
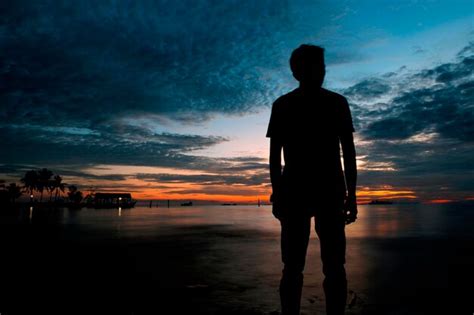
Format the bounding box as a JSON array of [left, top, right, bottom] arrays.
[[5, 164, 473, 204]]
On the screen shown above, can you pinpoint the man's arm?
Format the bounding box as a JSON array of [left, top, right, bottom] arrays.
[[340, 132, 357, 224], [269, 137, 283, 201]]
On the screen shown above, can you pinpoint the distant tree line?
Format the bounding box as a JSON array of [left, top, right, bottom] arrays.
[[0, 180, 22, 204], [0, 168, 83, 205]]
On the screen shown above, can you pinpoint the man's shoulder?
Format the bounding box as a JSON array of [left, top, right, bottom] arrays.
[[272, 87, 349, 108], [272, 88, 300, 108], [320, 88, 348, 104]]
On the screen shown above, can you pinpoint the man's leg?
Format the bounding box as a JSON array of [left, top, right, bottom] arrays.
[[315, 209, 347, 315], [280, 215, 311, 315]]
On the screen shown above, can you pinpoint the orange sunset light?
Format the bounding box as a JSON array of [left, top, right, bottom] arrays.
[[426, 199, 454, 204], [355, 187, 417, 204], [63, 168, 423, 203]]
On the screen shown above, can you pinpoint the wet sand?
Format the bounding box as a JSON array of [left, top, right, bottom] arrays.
[[0, 205, 473, 314]]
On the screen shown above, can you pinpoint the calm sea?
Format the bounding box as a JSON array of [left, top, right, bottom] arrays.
[[2, 203, 473, 314], [20, 203, 474, 240]]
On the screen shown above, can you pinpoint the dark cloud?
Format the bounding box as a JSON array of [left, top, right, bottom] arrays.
[[365, 117, 423, 140], [221, 156, 266, 163], [0, 0, 291, 129], [0, 1, 362, 129], [344, 44, 474, 142], [134, 155, 270, 188], [137, 171, 268, 187], [0, 123, 227, 167], [165, 186, 266, 196], [364, 75, 473, 141], [344, 78, 392, 100], [417, 56, 474, 84], [342, 42, 474, 200], [357, 138, 474, 200], [54, 170, 128, 182]]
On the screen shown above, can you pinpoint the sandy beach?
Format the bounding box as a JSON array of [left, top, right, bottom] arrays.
[[0, 204, 473, 314]]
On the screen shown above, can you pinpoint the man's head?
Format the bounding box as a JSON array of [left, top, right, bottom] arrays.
[[290, 44, 325, 88]]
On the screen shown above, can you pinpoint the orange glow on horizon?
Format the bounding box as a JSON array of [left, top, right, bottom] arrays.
[[131, 186, 419, 204], [133, 191, 266, 203], [426, 199, 453, 204], [355, 187, 417, 204], [53, 168, 467, 204]]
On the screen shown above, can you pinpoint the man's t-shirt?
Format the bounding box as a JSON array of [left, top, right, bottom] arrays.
[[266, 87, 355, 207]]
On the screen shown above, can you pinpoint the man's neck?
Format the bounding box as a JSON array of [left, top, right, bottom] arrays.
[[298, 84, 323, 95]]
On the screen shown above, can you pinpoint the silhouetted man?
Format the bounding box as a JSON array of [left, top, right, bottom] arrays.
[[266, 44, 357, 315]]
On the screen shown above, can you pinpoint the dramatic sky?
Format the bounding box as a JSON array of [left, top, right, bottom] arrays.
[[1, 0, 473, 203]]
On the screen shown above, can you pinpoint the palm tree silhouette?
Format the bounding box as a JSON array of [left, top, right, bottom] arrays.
[[21, 170, 39, 198], [37, 168, 53, 202], [52, 175, 67, 201], [6, 183, 22, 204], [67, 185, 83, 203]]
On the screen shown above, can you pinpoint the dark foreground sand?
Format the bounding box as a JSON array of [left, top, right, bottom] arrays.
[[0, 207, 473, 315]]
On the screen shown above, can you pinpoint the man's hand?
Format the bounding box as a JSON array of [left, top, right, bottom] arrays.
[[270, 193, 283, 220], [344, 195, 358, 225]]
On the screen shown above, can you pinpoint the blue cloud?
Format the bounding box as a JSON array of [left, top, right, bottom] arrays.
[[342, 42, 474, 199], [0, 0, 294, 128]]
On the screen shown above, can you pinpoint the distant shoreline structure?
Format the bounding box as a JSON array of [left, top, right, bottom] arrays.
[[368, 199, 394, 205], [89, 193, 137, 209]]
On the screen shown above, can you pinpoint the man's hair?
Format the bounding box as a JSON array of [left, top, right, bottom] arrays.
[[289, 44, 325, 82]]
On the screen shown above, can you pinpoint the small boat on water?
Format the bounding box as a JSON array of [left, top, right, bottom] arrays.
[[87, 193, 137, 209], [181, 201, 193, 206]]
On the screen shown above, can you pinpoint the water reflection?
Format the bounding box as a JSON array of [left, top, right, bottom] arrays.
[[2, 203, 472, 313], [347, 204, 464, 239], [346, 205, 419, 238], [15, 204, 468, 240], [8, 204, 471, 241]]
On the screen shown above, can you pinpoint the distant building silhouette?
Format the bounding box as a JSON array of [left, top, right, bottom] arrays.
[[92, 193, 136, 209]]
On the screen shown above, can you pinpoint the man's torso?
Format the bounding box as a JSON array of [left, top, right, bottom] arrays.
[[268, 87, 353, 205]]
